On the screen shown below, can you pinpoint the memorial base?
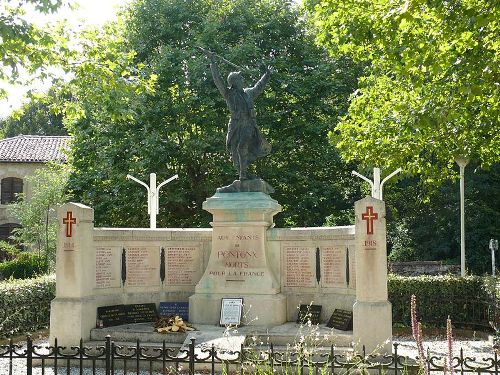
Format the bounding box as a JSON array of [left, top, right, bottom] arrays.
[[189, 293, 287, 326], [352, 300, 392, 354], [49, 297, 97, 346]]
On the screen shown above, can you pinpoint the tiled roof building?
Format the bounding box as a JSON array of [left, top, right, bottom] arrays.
[[0, 135, 71, 163], [0, 135, 72, 259]]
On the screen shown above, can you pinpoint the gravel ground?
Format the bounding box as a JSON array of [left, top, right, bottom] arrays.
[[0, 334, 497, 374]]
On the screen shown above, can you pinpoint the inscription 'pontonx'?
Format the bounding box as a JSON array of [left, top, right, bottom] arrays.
[[217, 250, 258, 258]]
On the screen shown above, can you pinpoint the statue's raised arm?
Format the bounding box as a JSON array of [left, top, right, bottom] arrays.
[[209, 58, 229, 100], [247, 67, 272, 99]]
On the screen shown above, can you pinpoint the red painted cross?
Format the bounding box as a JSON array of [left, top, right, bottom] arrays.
[[62, 211, 77, 237], [361, 206, 378, 235]]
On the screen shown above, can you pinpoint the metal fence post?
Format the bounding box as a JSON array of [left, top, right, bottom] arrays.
[[136, 339, 140, 374], [79, 338, 84, 375], [189, 337, 195, 375], [26, 335, 33, 375], [270, 343, 274, 374], [330, 345, 335, 374], [393, 343, 398, 375], [495, 350, 498, 375], [105, 335, 111, 375]]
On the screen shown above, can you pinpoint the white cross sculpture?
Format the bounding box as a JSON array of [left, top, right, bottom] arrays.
[[126, 173, 179, 229], [352, 167, 402, 200]]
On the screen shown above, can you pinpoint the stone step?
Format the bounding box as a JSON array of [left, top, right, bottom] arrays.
[[90, 323, 187, 344], [89, 322, 354, 352]]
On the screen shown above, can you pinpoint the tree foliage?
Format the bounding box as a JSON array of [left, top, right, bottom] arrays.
[[306, 0, 500, 184], [67, 0, 363, 228], [8, 164, 71, 269], [0, 0, 69, 98], [386, 164, 500, 274], [0, 95, 67, 137]]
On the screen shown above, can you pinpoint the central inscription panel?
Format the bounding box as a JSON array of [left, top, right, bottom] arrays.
[[210, 229, 267, 281], [125, 246, 160, 287], [166, 246, 202, 285]]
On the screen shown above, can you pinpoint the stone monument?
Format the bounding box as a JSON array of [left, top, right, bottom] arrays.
[[189, 51, 286, 324], [189, 192, 286, 324], [352, 196, 392, 353]]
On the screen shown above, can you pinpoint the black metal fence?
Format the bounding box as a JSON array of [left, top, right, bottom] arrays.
[[1, 336, 499, 375]]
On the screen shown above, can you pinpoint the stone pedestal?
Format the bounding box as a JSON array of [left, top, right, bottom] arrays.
[[352, 196, 392, 354], [50, 203, 97, 346], [189, 192, 286, 325]]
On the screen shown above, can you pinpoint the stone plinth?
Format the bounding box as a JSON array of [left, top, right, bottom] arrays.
[[352, 196, 392, 354], [50, 203, 97, 346], [189, 192, 286, 325]]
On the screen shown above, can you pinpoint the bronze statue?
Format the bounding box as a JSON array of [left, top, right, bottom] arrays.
[[203, 49, 272, 182]]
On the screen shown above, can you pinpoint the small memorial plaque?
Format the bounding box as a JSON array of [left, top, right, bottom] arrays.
[[97, 305, 128, 327], [326, 309, 353, 331], [220, 298, 243, 326], [297, 304, 322, 324], [127, 303, 158, 323], [97, 303, 158, 327], [159, 302, 189, 321]]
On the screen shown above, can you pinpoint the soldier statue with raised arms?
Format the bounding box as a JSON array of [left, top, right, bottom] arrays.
[[202, 48, 274, 193]]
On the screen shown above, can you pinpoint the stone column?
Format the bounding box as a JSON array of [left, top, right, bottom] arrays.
[[352, 196, 392, 354], [189, 192, 286, 325], [49, 203, 96, 346]]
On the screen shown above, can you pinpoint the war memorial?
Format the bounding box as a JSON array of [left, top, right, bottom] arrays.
[[49, 52, 393, 354]]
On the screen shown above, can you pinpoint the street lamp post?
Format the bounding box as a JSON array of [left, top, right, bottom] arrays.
[[490, 239, 499, 277], [126, 173, 179, 229], [455, 156, 469, 277]]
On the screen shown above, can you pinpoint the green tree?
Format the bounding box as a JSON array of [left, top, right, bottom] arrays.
[[306, 0, 499, 184], [385, 164, 500, 274], [66, 0, 363, 228], [8, 164, 71, 269], [0, 0, 69, 98], [0, 95, 67, 137]]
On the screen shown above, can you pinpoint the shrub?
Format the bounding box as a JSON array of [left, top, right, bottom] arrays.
[[0, 275, 55, 338], [389, 274, 490, 329], [0, 252, 49, 280]]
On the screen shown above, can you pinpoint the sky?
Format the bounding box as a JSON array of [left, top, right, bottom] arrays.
[[0, 0, 131, 119]]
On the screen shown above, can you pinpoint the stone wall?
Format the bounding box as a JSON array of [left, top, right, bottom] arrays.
[[50, 203, 357, 345]]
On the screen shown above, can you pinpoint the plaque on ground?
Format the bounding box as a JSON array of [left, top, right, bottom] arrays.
[[297, 304, 322, 325], [97, 303, 158, 327], [97, 305, 128, 327], [219, 298, 243, 326], [159, 301, 189, 321], [127, 303, 158, 323], [326, 309, 353, 330]]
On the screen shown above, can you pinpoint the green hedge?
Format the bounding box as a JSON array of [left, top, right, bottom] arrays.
[[0, 252, 49, 280], [388, 274, 491, 328], [0, 275, 55, 338]]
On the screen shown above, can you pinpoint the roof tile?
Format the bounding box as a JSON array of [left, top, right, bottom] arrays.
[[0, 135, 71, 163]]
